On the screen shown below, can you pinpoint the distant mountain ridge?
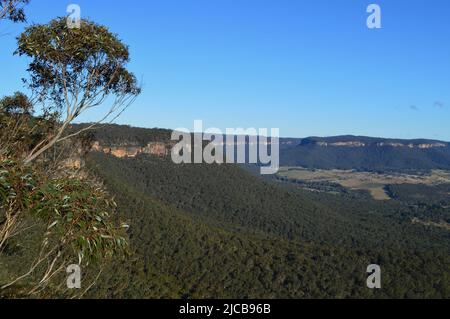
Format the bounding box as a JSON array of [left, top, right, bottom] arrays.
[[280, 136, 450, 172], [292, 135, 449, 149], [73, 124, 450, 172]]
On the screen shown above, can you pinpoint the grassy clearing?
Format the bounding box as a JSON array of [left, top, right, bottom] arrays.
[[278, 168, 450, 200]]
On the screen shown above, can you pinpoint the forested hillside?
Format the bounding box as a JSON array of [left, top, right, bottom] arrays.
[[72, 124, 172, 146], [73, 124, 450, 172], [85, 152, 450, 298], [280, 136, 450, 172]]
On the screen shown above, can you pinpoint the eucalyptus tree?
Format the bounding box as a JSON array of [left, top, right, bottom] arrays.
[[16, 17, 141, 164], [0, 15, 137, 295]]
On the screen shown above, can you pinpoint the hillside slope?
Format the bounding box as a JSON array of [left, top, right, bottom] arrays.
[[74, 124, 450, 172], [280, 136, 450, 172], [85, 152, 450, 298]]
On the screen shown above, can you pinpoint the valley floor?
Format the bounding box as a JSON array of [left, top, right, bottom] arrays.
[[277, 167, 450, 200]]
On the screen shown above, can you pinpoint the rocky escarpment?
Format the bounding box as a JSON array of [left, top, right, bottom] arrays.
[[91, 141, 176, 158], [65, 124, 450, 172], [315, 141, 447, 149], [281, 136, 450, 172], [300, 136, 449, 149]]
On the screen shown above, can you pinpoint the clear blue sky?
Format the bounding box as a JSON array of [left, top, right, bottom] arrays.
[[1, 0, 450, 140]]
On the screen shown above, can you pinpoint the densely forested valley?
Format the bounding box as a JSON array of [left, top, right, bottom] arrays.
[[2, 119, 448, 298], [81, 149, 449, 298]]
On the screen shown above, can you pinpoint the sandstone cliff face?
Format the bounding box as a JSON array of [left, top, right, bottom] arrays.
[[317, 141, 366, 147], [417, 143, 447, 149], [315, 141, 447, 149], [91, 141, 174, 158], [90, 140, 448, 159]]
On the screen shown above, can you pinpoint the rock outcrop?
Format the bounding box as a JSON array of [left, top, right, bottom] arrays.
[[91, 141, 174, 158], [315, 141, 447, 149]]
